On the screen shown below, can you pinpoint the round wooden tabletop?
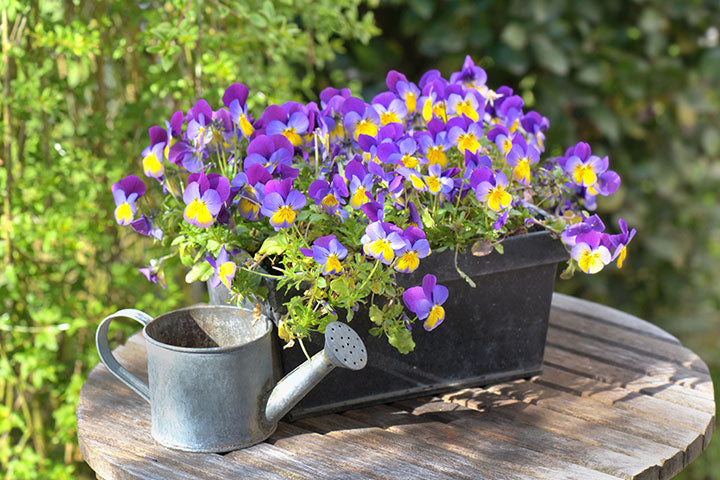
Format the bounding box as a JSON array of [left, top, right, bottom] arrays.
[[77, 294, 715, 479]]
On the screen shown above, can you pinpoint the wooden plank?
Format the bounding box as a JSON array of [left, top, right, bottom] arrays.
[[227, 443, 335, 480], [482, 379, 707, 467], [552, 294, 681, 344], [543, 346, 716, 414], [546, 325, 713, 393], [550, 310, 709, 374], [343, 405, 623, 479], [293, 412, 500, 479]]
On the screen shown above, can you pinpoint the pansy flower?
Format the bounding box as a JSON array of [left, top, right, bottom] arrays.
[[231, 163, 272, 220], [449, 55, 488, 92], [299, 235, 348, 275], [402, 274, 449, 331], [506, 136, 540, 184], [520, 111, 549, 152], [259, 178, 306, 229], [463, 150, 492, 179], [496, 95, 524, 133], [471, 168, 512, 212], [423, 164, 455, 196], [420, 85, 449, 123], [361, 221, 405, 265], [141, 126, 167, 179], [130, 213, 163, 240], [223, 83, 254, 138], [183, 171, 231, 228], [604, 219, 636, 269], [308, 174, 349, 219], [561, 214, 605, 247], [243, 134, 296, 178], [384, 136, 424, 169], [112, 175, 146, 226], [345, 160, 375, 209], [263, 104, 310, 147], [560, 142, 609, 188], [386, 70, 421, 114], [207, 246, 237, 290], [394, 226, 430, 273], [447, 117, 483, 154], [487, 125, 513, 155], [447, 91, 482, 122], [343, 98, 381, 141], [571, 230, 612, 274], [372, 92, 408, 126], [415, 119, 452, 167]]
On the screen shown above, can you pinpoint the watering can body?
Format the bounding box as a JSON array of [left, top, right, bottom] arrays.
[[96, 305, 366, 452]]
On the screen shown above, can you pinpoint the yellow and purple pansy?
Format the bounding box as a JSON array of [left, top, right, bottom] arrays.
[[299, 235, 349, 275], [471, 167, 512, 212], [402, 273, 448, 331], [259, 178, 306, 229], [207, 246, 237, 290], [571, 230, 612, 274], [112, 175, 146, 226], [447, 116, 483, 154], [309, 174, 349, 219], [263, 104, 310, 147], [223, 83, 254, 138], [360, 221, 405, 265], [182, 171, 231, 228], [506, 136, 540, 184], [394, 226, 430, 273]]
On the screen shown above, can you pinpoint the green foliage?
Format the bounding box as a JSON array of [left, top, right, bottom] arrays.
[[0, 0, 378, 478], [343, 0, 720, 477]]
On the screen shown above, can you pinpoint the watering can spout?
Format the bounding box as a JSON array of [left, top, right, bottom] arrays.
[[264, 322, 367, 424]]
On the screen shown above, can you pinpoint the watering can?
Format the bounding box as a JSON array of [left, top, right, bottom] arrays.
[[95, 305, 367, 452]]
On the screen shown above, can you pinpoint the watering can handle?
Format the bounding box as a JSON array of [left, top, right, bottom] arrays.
[[95, 309, 153, 403]]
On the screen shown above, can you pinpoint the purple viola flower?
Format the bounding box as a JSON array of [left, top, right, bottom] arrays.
[[207, 246, 237, 290], [231, 163, 272, 220], [463, 150, 492, 179], [394, 226, 431, 273], [259, 178, 306, 229], [223, 83, 254, 138], [423, 164, 455, 196], [299, 235, 348, 275], [470, 168, 512, 212], [571, 230, 612, 274], [487, 125, 513, 155], [447, 117, 483, 154], [396, 166, 428, 193], [446, 91, 482, 123], [243, 134, 297, 178], [385, 136, 424, 169], [343, 98, 381, 141], [130, 214, 163, 240], [589, 170, 621, 196], [560, 142, 609, 188], [506, 136, 540, 184], [493, 210, 509, 231], [372, 92, 408, 126], [112, 175, 146, 226], [604, 218, 636, 269], [185, 99, 215, 149], [449, 55, 488, 91], [139, 262, 166, 289], [264, 104, 310, 147], [308, 174, 349, 219], [419, 87, 448, 123], [520, 111, 549, 152], [183, 171, 231, 228], [407, 201, 423, 228], [141, 126, 167, 179], [168, 139, 205, 173], [561, 214, 606, 247], [402, 274, 449, 331], [496, 95, 524, 133], [345, 160, 374, 209], [386, 70, 421, 114], [415, 119, 452, 167], [361, 201, 385, 223], [360, 221, 405, 265]]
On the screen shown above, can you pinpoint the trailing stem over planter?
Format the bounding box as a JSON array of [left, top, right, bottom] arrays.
[[111, 55, 636, 354]]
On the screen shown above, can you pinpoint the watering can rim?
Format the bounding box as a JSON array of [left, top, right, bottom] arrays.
[[142, 304, 273, 355]]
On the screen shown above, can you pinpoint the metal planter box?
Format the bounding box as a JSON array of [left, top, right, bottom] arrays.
[[273, 231, 569, 420]]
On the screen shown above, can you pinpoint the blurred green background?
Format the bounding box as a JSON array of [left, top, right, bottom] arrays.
[[0, 0, 717, 478]]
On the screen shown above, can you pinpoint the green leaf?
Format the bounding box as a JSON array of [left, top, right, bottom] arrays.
[[259, 233, 289, 256], [185, 261, 213, 284], [493, 243, 504, 255], [387, 326, 415, 354], [532, 34, 569, 76], [369, 304, 383, 325]]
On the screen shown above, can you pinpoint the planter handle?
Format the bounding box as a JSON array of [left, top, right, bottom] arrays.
[[95, 309, 153, 402]]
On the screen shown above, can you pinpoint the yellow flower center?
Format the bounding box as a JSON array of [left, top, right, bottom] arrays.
[[321, 193, 339, 208], [380, 112, 401, 125], [271, 205, 296, 226], [354, 120, 378, 140], [395, 251, 420, 272], [455, 100, 479, 122], [513, 158, 531, 184], [324, 254, 343, 274], [487, 186, 512, 212], [424, 304, 445, 330], [573, 164, 597, 186], [578, 249, 606, 274], [283, 127, 302, 146], [401, 154, 418, 169], [115, 202, 133, 224], [424, 175, 442, 194], [143, 153, 164, 177], [426, 146, 447, 167], [458, 133, 480, 154]]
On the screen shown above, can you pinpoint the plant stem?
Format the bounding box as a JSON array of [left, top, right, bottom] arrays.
[[298, 336, 311, 361], [357, 259, 380, 292], [239, 265, 282, 279]]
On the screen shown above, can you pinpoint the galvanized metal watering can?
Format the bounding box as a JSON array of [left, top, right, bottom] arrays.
[[95, 305, 367, 452]]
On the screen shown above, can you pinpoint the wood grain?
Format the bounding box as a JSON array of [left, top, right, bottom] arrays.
[[77, 295, 715, 479]]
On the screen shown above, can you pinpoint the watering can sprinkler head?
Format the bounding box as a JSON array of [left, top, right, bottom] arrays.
[[264, 321, 367, 425]]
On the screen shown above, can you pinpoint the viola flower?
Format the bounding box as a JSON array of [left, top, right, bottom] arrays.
[[447, 117, 483, 154], [423, 164, 454, 196], [260, 178, 306, 229], [559, 142, 609, 188], [112, 175, 146, 226], [343, 98, 381, 141], [407, 201, 423, 228], [386, 70, 421, 114], [520, 111, 549, 152], [207, 246, 237, 290], [130, 214, 163, 240], [185, 99, 216, 149], [571, 230, 612, 274], [396, 166, 428, 193], [463, 150, 492, 179], [223, 83, 254, 138], [308, 174, 349, 219], [605, 219, 636, 268], [139, 259, 166, 289], [487, 125, 513, 155], [264, 105, 310, 147], [449, 55, 488, 92], [447, 91, 482, 122], [183, 171, 231, 228], [231, 163, 271, 220], [415, 119, 452, 168], [506, 137, 540, 184], [420, 88, 448, 123], [394, 226, 430, 273], [588, 170, 621, 196], [402, 274, 449, 331], [561, 214, 605, 247], [471, 168, 512, 212], [385, 137, 424, 169], [361, 221, 405, 265], [372, 92, 408, 126], [493, 210, 509, 231], [299, 235, 348, 275], [141, 126, 167, 179], [496, 95, 524, 133], [243, 134, 296, 177]]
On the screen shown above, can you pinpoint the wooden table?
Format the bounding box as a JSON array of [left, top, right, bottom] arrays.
[[77, 294, 716, 479]]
